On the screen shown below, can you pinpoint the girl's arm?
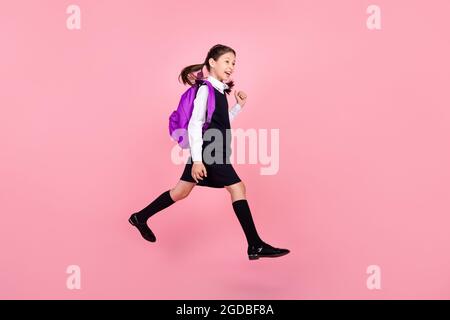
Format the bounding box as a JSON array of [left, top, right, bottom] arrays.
[[229, 103, 242, 122], [188, 85, 208, 162], [229, 90, 247, 122]]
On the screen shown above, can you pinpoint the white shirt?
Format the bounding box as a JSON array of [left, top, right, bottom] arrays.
[[187, 75, 242, 162]]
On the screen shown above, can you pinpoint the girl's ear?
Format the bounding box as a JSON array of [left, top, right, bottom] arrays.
[[208, 57, 215, 68]]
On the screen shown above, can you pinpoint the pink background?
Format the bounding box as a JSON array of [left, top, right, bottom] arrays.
[[1, 0, 450, 299]]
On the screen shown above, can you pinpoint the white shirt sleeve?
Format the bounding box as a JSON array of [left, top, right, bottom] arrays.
[[229, 103, 242, 122], [188, 85, 208, 162]]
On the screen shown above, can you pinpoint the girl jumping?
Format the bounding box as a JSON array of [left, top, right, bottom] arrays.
[[129, 44, 290, 260]]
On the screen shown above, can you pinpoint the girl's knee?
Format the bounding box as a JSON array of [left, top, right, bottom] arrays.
[[235, 181, 246, 194], [226, 181, 246, 196], [240, 181, 246, 194], [170, 186, 192, 201]]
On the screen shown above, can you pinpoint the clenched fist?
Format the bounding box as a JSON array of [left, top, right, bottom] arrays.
[[234, 90, 247, 107]]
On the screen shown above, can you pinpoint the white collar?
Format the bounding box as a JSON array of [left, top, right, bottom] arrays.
[[207, 75, 229, 93]]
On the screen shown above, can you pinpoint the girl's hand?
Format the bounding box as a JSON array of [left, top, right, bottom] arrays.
[[191, 161, 207, 183], [234, 90, 247, 108]]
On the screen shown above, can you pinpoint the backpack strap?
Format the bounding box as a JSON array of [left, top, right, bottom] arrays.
[[196, 79, 216, 132]]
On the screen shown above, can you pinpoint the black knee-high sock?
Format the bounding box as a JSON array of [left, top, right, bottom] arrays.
[[232, 199, 264, 246], [135, 190, 175, 222]]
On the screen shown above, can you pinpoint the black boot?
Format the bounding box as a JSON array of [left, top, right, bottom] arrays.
[[248, 242, 290, 260], [128, 213, 156, 242]]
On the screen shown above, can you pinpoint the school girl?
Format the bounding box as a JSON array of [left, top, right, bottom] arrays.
[[129, 44, 289, 260]]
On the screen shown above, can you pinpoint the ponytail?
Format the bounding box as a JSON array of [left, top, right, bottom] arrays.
[[178, 63, 205, 86]]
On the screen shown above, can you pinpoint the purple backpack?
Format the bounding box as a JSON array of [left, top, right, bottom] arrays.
[[169, 79, 216, 149]]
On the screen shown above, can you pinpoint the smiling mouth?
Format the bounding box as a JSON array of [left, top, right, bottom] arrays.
[[225, 71, 232, 76]]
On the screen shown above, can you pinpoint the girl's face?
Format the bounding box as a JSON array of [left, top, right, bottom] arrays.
[[209, 52, 236, 82]]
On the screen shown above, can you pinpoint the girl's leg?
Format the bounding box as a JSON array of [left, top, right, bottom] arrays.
[[135, 180, 195, 221], [225, 181, 247, 202], [225, 181, 290, 260], [169, 180, 196, 201], [225, 181, 264, 246], [129, 180, 196, 242]]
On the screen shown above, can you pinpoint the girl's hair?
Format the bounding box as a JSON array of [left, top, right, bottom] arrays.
[[178, 44, 236, 95]]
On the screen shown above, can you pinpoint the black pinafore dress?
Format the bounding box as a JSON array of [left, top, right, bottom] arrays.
[[180, 85, 241, 188]]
